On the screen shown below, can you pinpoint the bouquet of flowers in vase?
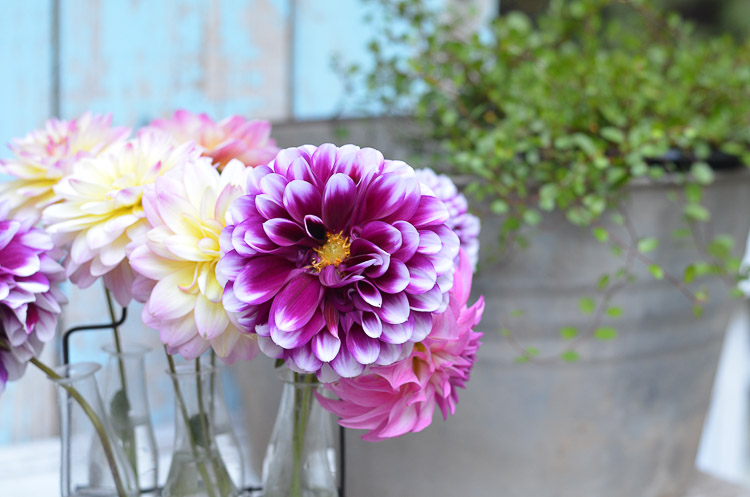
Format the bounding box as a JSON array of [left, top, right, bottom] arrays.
[[0, 110, 484, 497]]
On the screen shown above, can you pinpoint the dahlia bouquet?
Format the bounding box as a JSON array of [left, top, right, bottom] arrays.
[[0, 110, 484, 497]]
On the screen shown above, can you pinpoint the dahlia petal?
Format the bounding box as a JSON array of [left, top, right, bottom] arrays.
[[322, 173, 356, 232], [270, 308, 325, 349], [411, 312, 434, 342], [255, 194, 286, 220], [376, 292, 410, 325], [283, 180, 322, 224], [417, 229, 442, 255], [194, 296, 229, 339], [258, 335, 285, 359], [147, 269, 197, 319], [263, 218, 307, 247], [356, 280, 382, 308], [2, 249, 40, 277], [330, 341, 366, 378], [374, 259, 410, 294], [411, 195, 450, 228], [361, 311, 383, 339], [233, 256, 295, 305], [271, 274, 324, 332], [312, 331, 341, 362], [392, 221, 420, 261], [406, 255, 437, 294], [303, 215, 326, 242], [381, 317, 414, 345], [364, 173, 405, 220], [346, 325, 381, 365], [408, 284, 443, 312], [361, 221, 402, 253], [290, 342, 323, 373]]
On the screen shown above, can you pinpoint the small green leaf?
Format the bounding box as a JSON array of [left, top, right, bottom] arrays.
[[606, 306, 623, 317], [610, 213, 624, 225], [611, 245, 623, 256], [559, 326, 578, 340], [592, 227, 609, 243], [561, 350, 580, 362], [684, 183, 702, 204], [515, 355, 531, 363], [672, 228, 691, 239], [684, 265, 696, 284], [500, 328, 512, 337], [525, 347, 540, 357], [649, 264, 664, 280], [601, 127, 625, 143], [597, 274, 610, 290], [579, 297, 595, 314], [523, 209, 541, 226], [684, 204, 710, 222], [510, 309, 524, 318], [693, 305, 703, 318], [274, 358, 285, 369], [491, 200, 509, 214], [594, 326, 618, 340], [691, 162, 714, 185], [637, 237, 659, 253], [707, 235, 734, 260]]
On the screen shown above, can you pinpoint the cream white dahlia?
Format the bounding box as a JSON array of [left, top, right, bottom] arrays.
[[128, 159, 259, 362], [42, 132, 211, 305]]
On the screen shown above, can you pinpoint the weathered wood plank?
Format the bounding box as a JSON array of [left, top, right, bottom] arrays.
[[0, 0, 56, 445], [291, 0, 498, 121], [59, 0, 291, 125], [0, 0, 53, 171]]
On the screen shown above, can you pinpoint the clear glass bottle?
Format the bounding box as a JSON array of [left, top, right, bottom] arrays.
[[52, 362, 138, 497], [101, 344, 159, 496], [202, 359, 253, 491], [162, 361, 238, 497], [261, 370, 338, 497]]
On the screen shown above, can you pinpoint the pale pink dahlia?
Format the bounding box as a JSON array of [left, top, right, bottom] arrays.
[[42, 132, 211, 306], [415, 168, 480, 271], [0, 113, 130, 222], [128, 159, 260, 363], [317, 249, 484, 441], [218, 144, 460, 380], [0, 203, 67, 395], [146, 110, 279, 171]]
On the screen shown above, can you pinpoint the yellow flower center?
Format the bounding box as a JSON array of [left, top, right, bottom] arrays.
[[312, 232, 351, 272]]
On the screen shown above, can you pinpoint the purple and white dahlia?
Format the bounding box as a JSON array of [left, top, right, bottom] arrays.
[[0, 203, 67, 394], [415, 168, 480, 271], [218, 144, 460, 380]]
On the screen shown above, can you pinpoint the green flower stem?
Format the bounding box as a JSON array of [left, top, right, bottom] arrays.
[[29, 355, 129, 497], [104, 287, 138, 491], [290, 373, 316, 497], [166, 352, 218, 497]]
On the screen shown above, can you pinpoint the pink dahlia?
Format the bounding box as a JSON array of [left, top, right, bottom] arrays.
[[0, 203, 67, 394], [146, 110, 280, 171], [415, 168, 480, 271], [317, 249, 484, 441], [0, 112, 129, 222], [218, 144, 460, 380]]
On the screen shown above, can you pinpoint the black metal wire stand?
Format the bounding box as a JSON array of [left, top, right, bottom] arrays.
[[60, 306, 347, 497]]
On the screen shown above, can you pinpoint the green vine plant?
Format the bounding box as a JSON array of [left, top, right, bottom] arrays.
[[346, 0, 750, 362]]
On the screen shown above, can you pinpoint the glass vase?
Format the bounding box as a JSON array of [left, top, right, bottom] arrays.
[[162, 361, 238, 497], [52, 362, 138, 497], [261, 370, 338, 497], [201, 358, 253, 490], [101, 344, 159, 496]]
